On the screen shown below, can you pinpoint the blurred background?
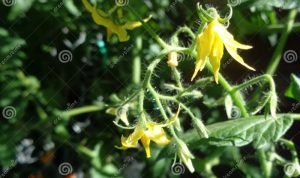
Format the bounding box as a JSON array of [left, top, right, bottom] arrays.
[[0, 0, 299, 177]]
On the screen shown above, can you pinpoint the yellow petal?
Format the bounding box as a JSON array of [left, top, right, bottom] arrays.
[[191, 20, 216, 81], [105, 107, 117, 115], [122, 16, 152, 30], [214, 22, 252, 50], [91, 6, 112, 27], [209, 35, 224, 83], [158, 106, 180, 127], [82, 0, 93, 12], [91, 6, 129, 42], [106, 29, 113, 41], [145, 124, 171, 145], [141, 135, 151, 158], [224, 42, 255, 71], [119, 126, 144, 148]]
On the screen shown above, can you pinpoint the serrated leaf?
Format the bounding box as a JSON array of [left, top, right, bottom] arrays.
[[184, 115, 293, 149], [285, 74, 300, 101]]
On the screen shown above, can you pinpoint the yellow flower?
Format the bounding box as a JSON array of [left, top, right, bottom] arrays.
[[191, 19, 255, 83], [116, 108, 180, 158], [82, 0, 151, 42]]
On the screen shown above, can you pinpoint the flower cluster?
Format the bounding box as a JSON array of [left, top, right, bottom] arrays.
[[83, 1, 257, 174]]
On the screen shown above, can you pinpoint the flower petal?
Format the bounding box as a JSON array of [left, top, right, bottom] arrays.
[[122, 16, 152, 30], [119, 126, 144, 148], [191, 21, 216, 81], [145, 124, 171, 145], [91, 6, 129, 42], [141, 135, 151, 158], [214, 23, 252, 50], [209, 35, 224, 83], [82, 0, 93, 12], [224, 43, 255, 71], [158, 106, 180, 127]]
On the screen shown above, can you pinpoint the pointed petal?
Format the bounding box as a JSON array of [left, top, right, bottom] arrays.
[[82, 0, 93, 12], [159, 106, 180, 127], [209, 35, 224, 83], [91, 6, 129, 42], [105, 107, 117, 115], [191, 21, 216, 81], [141, 136, 151, 158], [214, 23, 252, 49], [120, 126, 144, 148], [123, 16, 152, 30], [145, 124, 171, 145], [224, 43, 255, 71], [91, 6, 111, 26], [106, 29, 113, 41]]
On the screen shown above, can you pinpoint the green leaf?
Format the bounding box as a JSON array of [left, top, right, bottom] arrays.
[[238, 0, 300, 10], [8, 0, 35, 21], [285, 74, 300, 101], [184, 115, 293, 149], [64, 0, 81, 17]]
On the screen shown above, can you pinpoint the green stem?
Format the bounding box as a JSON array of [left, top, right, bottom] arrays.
[[172, 26, 196, 42], [63, 105, 104, 117], [280, 139, 299, 164], [127, 5, 169, 49], [133, 37, 142, 84], [258, 150, 272, 178], [172, 68, 183, 90], [148, 84, 178, 139], [204, 63, 249, 117], [249, 10, 297, 108], [231, 74, 275, 93], [266, 9, 298, 74]]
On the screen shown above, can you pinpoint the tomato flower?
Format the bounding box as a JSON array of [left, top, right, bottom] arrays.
[[116, 108, 180, 158], [82, 0, 151, 42], [191, 19, 255, 83]]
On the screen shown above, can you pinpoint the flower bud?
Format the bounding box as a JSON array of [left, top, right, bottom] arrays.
[[167, 52, 178, 68], [177, 139, 195, 173]]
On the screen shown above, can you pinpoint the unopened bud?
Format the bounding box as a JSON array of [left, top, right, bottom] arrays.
[[167, 52, 178, 68]]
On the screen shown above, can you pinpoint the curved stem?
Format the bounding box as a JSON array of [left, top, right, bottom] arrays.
[[148, 84, 179, 139], [231, 74, 275, 94]]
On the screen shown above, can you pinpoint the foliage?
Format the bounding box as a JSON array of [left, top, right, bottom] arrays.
[[0, 0, 299, 178]]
